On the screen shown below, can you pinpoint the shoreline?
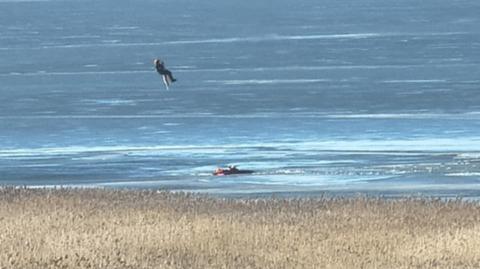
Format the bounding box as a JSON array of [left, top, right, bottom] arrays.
[[8, 182, 480, 200]]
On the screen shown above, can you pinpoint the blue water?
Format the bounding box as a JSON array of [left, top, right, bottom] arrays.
[[1, 0, 480, 195]]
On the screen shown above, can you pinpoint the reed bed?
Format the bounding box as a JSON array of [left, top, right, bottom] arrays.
[[1, 187, 480, 269]]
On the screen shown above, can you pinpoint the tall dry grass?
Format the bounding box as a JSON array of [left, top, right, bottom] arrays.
[[1, 187, 480, 269]]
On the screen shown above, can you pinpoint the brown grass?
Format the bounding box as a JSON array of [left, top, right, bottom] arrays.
[[1, 187, 480, 269]]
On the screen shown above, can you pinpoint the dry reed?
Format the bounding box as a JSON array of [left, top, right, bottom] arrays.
[[1, 187, 480, 269]]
